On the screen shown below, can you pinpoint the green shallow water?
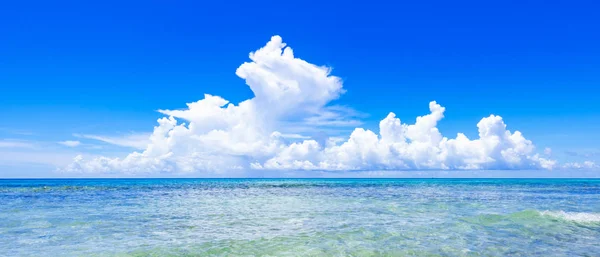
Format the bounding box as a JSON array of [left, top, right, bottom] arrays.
[[1, 179, 599, 256]]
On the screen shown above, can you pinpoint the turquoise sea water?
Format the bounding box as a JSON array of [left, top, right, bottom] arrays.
[[1, 179, 600, 256]]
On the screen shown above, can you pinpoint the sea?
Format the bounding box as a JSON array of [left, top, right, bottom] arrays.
[[1, 178, 599, 256]]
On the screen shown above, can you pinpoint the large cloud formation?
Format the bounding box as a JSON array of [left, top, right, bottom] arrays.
[[66, 36, 555, 174]]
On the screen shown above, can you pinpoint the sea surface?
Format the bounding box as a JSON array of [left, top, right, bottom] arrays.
[[1, 179, 600, 256]]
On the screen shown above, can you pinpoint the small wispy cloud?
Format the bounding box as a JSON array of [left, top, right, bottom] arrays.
[[59, 140, 81, 147], [0, 128, 36, 136], [563, 161, 597, 169], [302, 105, 365, 127], [73, 133, 150, 150], [0, 139, 37, 149], [0, 150, 87, 167], [278, 133, 311, 139], [565, 150, 600, 158]]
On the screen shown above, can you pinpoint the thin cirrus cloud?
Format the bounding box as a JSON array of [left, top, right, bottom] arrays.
[[73, 133, 150, 150], [0, 139, 37, 149], [58, 140, 81, 147], [563, 161, 597, 169], [65, 35, 561, 174]]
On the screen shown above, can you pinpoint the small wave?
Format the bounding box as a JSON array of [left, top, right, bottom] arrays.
[[464, 210, 600, 226], [539, 210, 600, 224]]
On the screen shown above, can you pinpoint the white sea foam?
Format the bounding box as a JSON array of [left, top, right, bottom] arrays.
[[540, 210, 600, 223]]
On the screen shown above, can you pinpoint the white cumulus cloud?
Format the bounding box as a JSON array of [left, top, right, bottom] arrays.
[[260, 102, 555, 171], [64, 36, 555, 174]]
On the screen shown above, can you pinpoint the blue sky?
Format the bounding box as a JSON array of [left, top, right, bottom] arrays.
[[1, 0, 599, 177]]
